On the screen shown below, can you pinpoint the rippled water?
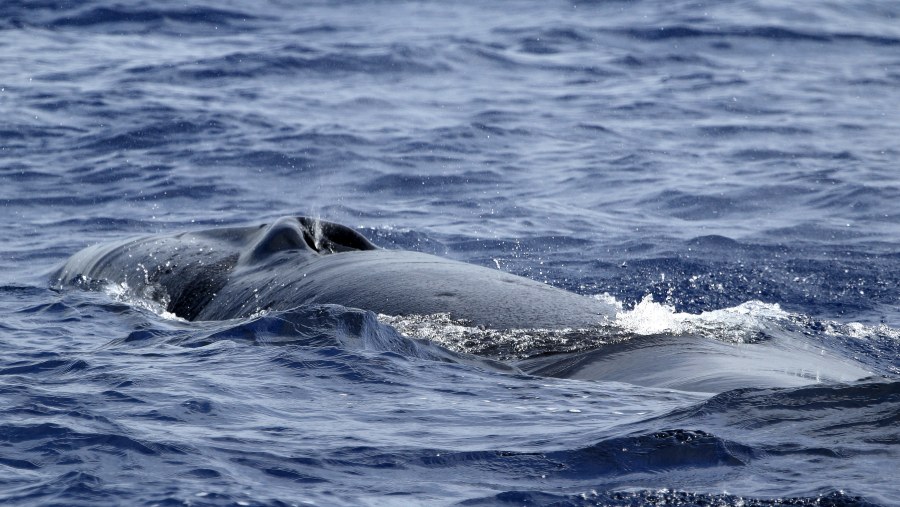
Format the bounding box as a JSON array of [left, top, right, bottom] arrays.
[[1, 1, 899, 505]]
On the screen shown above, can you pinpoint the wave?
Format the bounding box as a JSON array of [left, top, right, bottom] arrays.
[[47, 6, 257, 29], [0, 4, 261, 33], [126, 45, 449, 83], [80, 119, 227, 153], [614, 25, 900, 46], [459, 489, 878, 507], [451, 380, 898, 506], [364, 171, 502, 194], [94, 287, 517, 374]]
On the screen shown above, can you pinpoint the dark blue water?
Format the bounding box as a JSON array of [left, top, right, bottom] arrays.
[[2, 1, 899, 505]]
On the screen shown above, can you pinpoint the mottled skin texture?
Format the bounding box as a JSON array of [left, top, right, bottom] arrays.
[[52, 216, 615, 329]]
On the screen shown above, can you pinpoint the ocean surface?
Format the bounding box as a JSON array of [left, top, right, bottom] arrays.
[[2, 1, 899, 505]]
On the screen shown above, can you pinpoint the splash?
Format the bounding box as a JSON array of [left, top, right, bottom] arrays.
[[378, 312, 617, 360], [103, 280, 183, 321], [380, 295, 798, 360], [610, 294, 792, 344], [826, 321, 900, 341]]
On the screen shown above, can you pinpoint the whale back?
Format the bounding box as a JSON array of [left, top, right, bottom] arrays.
[[53, 217, 614, 328]]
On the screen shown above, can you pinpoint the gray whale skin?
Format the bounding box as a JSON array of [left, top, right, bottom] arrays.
[[53, 216, 871, 392]]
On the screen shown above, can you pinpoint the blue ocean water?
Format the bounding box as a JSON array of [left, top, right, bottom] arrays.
[[2, 0, 900, 505]]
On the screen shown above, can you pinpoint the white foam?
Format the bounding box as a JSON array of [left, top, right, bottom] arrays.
[[380, 295, 802, 359], [824, 320, 900, 341], [608, 294, 791, 343], [103, 281, 183, 321]]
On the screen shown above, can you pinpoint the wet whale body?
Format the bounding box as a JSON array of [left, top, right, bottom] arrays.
[[53, 216, 871, 392], [52, 216, 615, 329]]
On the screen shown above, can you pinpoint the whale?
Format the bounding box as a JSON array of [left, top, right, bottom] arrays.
[[52, 216, 872, 392], [52, 216, 615, 329]]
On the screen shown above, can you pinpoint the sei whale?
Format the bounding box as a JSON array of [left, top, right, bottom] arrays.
[[53, 216, 871, 392], [52, 216, 615, 328]]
